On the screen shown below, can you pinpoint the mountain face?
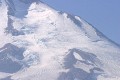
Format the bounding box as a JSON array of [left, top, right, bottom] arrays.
[[0, 0, 120, 80]]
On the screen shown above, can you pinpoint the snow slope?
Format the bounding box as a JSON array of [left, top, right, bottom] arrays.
[[0, 0, 120, 80]]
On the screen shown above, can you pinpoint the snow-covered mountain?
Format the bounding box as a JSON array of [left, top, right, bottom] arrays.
[[0, 0, 120, 80]]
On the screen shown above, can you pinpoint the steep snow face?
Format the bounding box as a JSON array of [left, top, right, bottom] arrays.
[[0, 0, 13, 48], [0, 1, 120, 80], [5, 0, 40, 17], [0, 0, 41, 36]]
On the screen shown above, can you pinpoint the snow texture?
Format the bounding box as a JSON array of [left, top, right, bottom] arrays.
[[0, 0, 120, 80]]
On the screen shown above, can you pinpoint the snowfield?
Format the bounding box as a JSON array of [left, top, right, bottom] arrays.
[[0, 0, 120, 80]]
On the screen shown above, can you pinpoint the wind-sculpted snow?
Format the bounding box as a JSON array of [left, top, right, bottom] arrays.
[[0, 76, 13, 80], [58, 49, 104, 80], [4, 0, 34, 36], [0, 0, 120, 80], [64, 48, 103, 68], [0, 43, 40, 74], [0, 43, 24, 73]]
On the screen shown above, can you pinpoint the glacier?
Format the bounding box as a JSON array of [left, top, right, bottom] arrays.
[[0, 0, 120, 80]]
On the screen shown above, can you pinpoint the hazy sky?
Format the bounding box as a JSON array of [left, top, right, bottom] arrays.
[[41, 0, 120, 45]]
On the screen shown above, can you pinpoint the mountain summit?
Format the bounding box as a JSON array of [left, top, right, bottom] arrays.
[[0, 0, 120, 80]]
